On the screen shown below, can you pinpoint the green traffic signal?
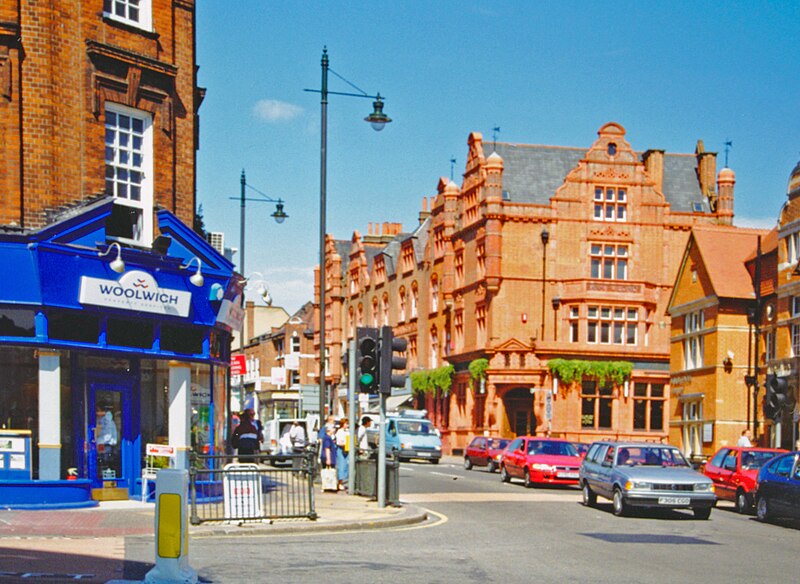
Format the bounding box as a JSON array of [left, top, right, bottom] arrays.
[[359, 372, 374, 385]]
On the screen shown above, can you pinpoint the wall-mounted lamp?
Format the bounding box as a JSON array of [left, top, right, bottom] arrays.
[[540, 227, 550, 245], [552, 296, 561, 310], [245, 272, 272, 305], [723, 350, 734, 367], [98, 242, 125, 273], [181, 257, 204, 287]]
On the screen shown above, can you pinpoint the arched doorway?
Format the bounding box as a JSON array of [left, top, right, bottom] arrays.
[[503, 387, 536, 436]]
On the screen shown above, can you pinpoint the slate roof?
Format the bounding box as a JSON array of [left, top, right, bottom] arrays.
[[487, 142, 707, 213]]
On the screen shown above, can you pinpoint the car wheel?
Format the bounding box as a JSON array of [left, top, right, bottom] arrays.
[[487, 460, 497, 473], [735, 490, 750, 514], [524, 469, 533, 488], [582, 483, 597, 507], [756, 496, 772, 522], [693, 507, 712, 520], [431, 458, 439, 465], [501, 465, 510, 483], [612, 488, 628, 517], [464, 457, 473, 470]]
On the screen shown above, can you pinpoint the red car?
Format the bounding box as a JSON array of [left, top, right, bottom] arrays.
[[500, 436, 581, 487], [464, 436, 510, 473], [703, 446, 786, 513]]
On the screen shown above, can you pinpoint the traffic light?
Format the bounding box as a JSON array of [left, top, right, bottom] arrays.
[[379, 325, 408, 395], [356, 327, 379, 393], [764, 374, 789, 421]]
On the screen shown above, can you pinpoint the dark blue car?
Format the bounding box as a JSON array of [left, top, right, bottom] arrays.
[[755, 451, 800, 522]]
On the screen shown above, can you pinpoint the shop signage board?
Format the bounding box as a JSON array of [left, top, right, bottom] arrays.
[[222, 463, 262, 519], [230, 355, 247, 376], [79, 270, 191, 317]]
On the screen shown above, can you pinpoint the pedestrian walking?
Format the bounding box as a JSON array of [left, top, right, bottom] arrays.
[[289, 419, 307, 471], [335, 418, 350, 490], [737, 429, 753, 447], [319, 424, 338, 491], [231, 409, 263, 459], [357, 415, 373, 454]]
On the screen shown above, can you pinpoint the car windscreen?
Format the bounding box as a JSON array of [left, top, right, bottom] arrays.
[[742, 450, 780, 470], [616, 446, 690, 467], [527, 440, 579, 456], [489, 439, 509, 450], [397, 421, 434, 435]]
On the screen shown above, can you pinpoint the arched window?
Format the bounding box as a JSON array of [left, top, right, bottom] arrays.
[[430, 326, 439, 368], [348, 306, 354, 339], [399, 287, 406, 322], [430, 276, 439, 313], [382, 293, 390, 326], [357, 303, 364, 327], [371, 298, 379, 327], [411, 282, 419, 318]]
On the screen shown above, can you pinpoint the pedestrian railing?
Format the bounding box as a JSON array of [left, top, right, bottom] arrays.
[[188, 451, 317, 524]]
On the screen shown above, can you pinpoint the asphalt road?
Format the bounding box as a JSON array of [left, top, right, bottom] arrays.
[[132, 457, 800, 584]]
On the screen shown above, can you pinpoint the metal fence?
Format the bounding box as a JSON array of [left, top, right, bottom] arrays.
[[188, 451, 316, 524]]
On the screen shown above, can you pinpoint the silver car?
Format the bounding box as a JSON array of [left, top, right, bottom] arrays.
[[579, 441, 716, 519]]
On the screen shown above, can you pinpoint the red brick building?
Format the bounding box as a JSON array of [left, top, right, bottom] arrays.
[[318, 122, 739, 454], [1, 0, 200, 240]]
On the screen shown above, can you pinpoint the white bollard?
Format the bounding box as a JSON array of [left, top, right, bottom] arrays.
[[144, 468, 198, 584]]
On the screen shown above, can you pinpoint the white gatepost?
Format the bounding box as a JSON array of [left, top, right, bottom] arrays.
[[144, 468, 197, 584], [168, 361, 192, 470], [38, 350, 61, 480]]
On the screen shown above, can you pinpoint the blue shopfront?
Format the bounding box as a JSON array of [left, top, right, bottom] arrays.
[[0, 198, 242, 508]]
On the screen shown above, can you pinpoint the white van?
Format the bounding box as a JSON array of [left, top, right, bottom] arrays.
[[263, 415, 318, 463]]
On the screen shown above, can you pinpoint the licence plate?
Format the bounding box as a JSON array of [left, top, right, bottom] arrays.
[[557, 472, 579, 479], [658, 497, 690, 505], [417, 452, 430, 457]]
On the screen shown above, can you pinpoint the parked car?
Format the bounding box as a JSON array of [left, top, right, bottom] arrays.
[[464, 436, 510, 472], [500, 437, 581, 487], [571, 442, 590, 458], [703, 446, 786, 513], [579, 441, 716, 519], [754, 451, 800, 522]]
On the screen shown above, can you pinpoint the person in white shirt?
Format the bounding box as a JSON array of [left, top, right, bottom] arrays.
[[288, 420, 307, 471], [357, 416, 373, 453], [736, 429, 753, 447]]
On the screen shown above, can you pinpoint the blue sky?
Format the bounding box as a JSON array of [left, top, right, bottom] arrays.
[[196, 2, 800, 314]]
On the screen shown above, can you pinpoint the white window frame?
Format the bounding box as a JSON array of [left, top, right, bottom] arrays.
[[593, 187, 627, 223], [103, 0, 153, 32], [684, 310, 705, 369], [787, 232, 800, 265], [590, 244, 629, 280], [105, 103, 153, 246]]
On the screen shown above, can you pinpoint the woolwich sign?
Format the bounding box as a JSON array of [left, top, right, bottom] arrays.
[[79, 270, 192, 317]]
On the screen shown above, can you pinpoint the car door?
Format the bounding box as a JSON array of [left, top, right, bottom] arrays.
[[509, 438, 527, 478], [766, 454, 795, 515], [791, 457, 800, 519], [718, 450, 739, 501], [703, 448, 727, 489], [596, 446, 616, 498], [582, 444, 606, 492], [503, 438, 522, 476], [474, 437, 488, 466]]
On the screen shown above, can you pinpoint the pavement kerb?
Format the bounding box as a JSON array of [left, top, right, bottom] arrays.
[[189, 502, 428, 537]]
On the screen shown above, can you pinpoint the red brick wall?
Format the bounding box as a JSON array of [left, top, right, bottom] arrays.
[[2, 0, 197, 230]]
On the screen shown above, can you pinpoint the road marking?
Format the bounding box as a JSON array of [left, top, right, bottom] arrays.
[[401, 491, 582, 503], [389, 506, 448, 531], [429, 471, 461, 480]]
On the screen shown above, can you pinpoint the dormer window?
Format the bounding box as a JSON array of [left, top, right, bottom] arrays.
[[593, 186, 627, 222]]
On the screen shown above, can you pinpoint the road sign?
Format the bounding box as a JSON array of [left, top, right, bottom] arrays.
[[545, 391, 553, 421]]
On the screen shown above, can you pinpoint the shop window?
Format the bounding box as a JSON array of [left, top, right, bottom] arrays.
[[48, 311, 100, 344], [633, 382, 665, 431], [581, 381, 613, 429], [161, 325, 203, 355], [107, 318, 153, 349], [0, 308, 36, 337]]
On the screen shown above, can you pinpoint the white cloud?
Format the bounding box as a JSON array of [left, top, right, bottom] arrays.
[[252, 99, 303, 122]]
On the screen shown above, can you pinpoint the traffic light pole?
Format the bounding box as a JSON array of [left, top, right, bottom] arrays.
[[347, 339, 356, 494], [378, 390, 387, 509]]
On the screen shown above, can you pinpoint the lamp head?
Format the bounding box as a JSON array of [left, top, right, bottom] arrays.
[[98, 242, 126, 273], [182, 257, 204, 287], [365, 94, 392, 131], [540, 228, 550, 245], [272, 200, 288, 224]]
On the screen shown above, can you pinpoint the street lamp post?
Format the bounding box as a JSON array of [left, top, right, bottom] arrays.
[[226, 171, 287, 439], [306, 47, 391, 419]]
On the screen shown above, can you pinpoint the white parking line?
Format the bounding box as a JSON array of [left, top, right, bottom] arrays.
[[429, 471, 462, 480]]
